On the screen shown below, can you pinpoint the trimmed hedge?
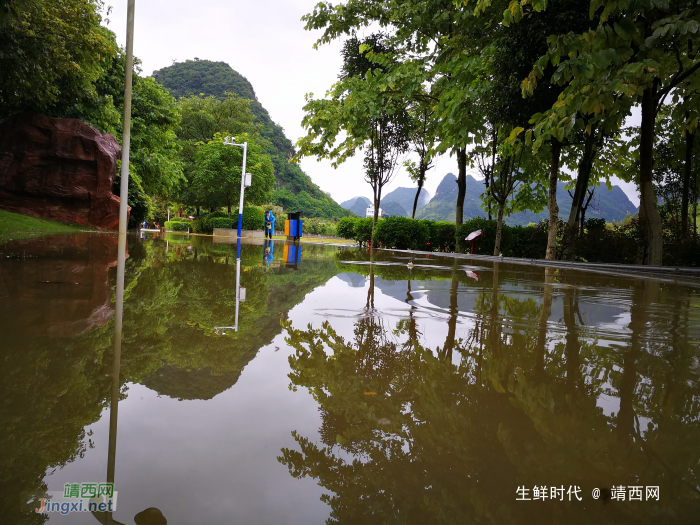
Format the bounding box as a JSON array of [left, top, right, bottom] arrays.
[[425, 221, 457, 252], [456, 218, 547, 258], [164, 221, 190, 232], [374, 216, 429, 250], [332, 214, 700, 266], [192, 207, 266, 233]]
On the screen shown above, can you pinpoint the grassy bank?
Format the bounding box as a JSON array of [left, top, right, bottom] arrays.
[[0, 210, 89, 243]]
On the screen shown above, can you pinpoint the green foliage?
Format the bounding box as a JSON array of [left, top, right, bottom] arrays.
[[128, 76, 184, 197], [425, 221, 456, 252], [241, 207, 265, 230], [190, 133, 275, 214], [164, 221, 190, 232], [176, 92, 258, 144], [353, 218, 374, 247], [302, 218, 337, 236], [374, 216, 429, 250], [336, 217, 357, 239], [456, 218, 548, 258], [193, 207, 265, 233], [0, 0, 118, 120], [154, 59, 350, 218]]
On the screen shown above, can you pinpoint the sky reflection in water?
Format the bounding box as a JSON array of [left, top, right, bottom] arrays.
[[0, 233, 699, 524]]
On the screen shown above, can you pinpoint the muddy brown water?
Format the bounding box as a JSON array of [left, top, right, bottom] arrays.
[[1, 233, 699, 524]]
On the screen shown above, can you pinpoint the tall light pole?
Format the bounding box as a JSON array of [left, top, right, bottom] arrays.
[[223, 136, 252, 244], [107, 2, 135, 524]]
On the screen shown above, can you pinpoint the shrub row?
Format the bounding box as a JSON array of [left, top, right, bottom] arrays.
[[164, 221, 190, 232], [192, 207, 273, 233], [337, 216, 457, 251], [455, 218, 548, 258], [302, 217, 337, 236]]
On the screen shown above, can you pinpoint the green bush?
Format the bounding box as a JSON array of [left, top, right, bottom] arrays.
[[353, 218, 374, 246], [455, 218, 500, 255], [455, 218, 548, 258], [374, 216, 429, 250], [209, 217, 237, 229], [192, 207, 265, 233], [302, 217, 337, 236], [425, 221, 456, 252], [192, 219, 208, 234], [164, 221, 190, 232], [336, 217, 357, 239], [242, 206, 265, 230]]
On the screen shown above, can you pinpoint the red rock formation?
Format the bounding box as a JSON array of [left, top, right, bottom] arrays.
[[0, 112, 128, 229], [0, 234, 126, 338]]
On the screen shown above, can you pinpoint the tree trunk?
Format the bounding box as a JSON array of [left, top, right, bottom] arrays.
[[563, 288, 581, 395], [546, 140, 562, 260], [534, 267, 554, 383], [618, 280, 656, 444], [639, 86, 663, 266], [370, 185, 382, 248], [227, 196, 232, 217], [682, 127, 695, 235], [563, 131, 596, 259], [412, 168, 425, 219], [440, 269, 460, 362], [366, 258, 375, 309], [455, 147, 467, 226], [493, 202, 505, 255]]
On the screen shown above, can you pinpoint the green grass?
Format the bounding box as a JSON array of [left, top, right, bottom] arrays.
[[0, 210, 90, 243]]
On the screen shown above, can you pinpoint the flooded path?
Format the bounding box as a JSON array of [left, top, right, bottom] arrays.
[[1, 233, 699, 524]]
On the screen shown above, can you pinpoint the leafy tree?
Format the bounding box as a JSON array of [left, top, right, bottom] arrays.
[[190, 133, 274, 216], [404, 95, 438, 219], [0, 0, 117, 120], [129, 76, 184, 198], [522, 0, 700, 265], [296, 34, 410, 245], [176, 92, 258, 144]]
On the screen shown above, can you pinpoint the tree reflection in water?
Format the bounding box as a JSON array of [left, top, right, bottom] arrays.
[[280, 262, 700, 524]]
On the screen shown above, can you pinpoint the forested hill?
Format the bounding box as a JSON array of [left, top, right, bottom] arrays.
[[152, 60, 351, 218], [417, 173, 638, 226]]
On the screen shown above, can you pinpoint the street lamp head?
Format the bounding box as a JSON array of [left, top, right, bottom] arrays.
[[224, 136, 235, 145]]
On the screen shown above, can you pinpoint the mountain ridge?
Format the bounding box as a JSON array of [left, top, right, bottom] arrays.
[[152, 59, 351, 218], [416, 173, 638, 225]]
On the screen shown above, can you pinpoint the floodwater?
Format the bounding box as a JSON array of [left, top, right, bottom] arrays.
[[1, 232, 699, 525]]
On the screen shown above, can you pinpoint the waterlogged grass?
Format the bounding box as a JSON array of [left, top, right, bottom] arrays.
[[0, 210, 90, 242]]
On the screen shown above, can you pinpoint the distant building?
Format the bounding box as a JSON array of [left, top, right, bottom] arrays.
[[366, 205, 384, 218], [324, 191, 332, 197]]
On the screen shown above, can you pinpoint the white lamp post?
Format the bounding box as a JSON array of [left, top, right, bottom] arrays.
[[214, 259, 246, 333], [223, 136, 253, 243]]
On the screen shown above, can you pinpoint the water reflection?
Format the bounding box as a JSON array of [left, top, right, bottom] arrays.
[[0, 234, 339, 523], [281, 251, 700, 524], [1, 237, 699, 523]]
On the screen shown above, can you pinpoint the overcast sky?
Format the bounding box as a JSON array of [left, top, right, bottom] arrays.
[[103, 0, 640, 207]]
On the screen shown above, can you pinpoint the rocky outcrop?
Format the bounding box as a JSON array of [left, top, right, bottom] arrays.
[[0, 112, 126, 229]]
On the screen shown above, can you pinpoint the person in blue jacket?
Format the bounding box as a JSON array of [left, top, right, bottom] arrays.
[[264, 210, 276, 239]]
